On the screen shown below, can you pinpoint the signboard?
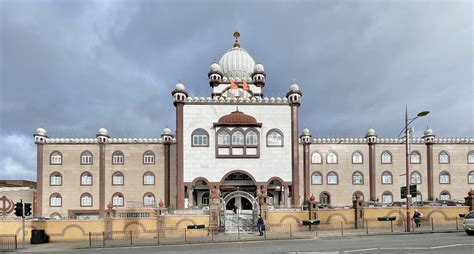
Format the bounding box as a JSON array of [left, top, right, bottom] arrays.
[[401, 184, 417, 199]]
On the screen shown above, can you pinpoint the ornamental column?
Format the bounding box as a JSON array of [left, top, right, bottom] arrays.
[[33, 127, 48, 217], [172, 81, 188, 209], [161, 127, 173, 208], [96, 128, 110, 217], [422, 127, 435, 201], [300, 128, 312, 201], [365, 128, 377, 201], [286, 82, 302, 207]]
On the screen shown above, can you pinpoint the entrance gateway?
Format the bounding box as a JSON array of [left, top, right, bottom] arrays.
[[219, 191, 259, 233]]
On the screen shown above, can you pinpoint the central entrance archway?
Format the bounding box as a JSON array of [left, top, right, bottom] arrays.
[[220, 190, 259, 233]]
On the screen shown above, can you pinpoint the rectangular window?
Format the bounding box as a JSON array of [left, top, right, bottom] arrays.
[[144, 155, 154, 164], [312, 175, 322, 185], [440, 175, 450, 184], [382, 195, 392, 204], [113, 176, 123, 185], [440, 194, 450, 200], [328, 175, 337, 185], [113, 155, 124, 164], [81, 175, 92, 185], [469, 154, 474, 164], [81, 155, 92, 164], [51, 155, 62, 164]]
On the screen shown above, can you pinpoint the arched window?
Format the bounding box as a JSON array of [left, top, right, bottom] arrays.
[[469, 171, 474, 184], [311, 152, 322, 164], [327, 171, 338, 185], [381, 151, 392, 164], [112, 193, 124, 207], [112, 151, 124, 165], [352, 171, 363, 185], [143, 151, 155, 164], [217, 129, 230, 145], [410, 151, 421, 164], [381, 171, 393, 184], [311, 172, 323, 185], [319, 192, 330, 205], [50, 172, 62, 186], [352, 151, 363, 164], [50, 213, 62, 220], [246, 130, 258, 145], [80, 193, 92, 207], [112, 172, 124, 185], [202, 192, 210, 205], [415, 191, 422, 203], [232, 131, 244, 145], [50, 151, 62, 165], [80, 172, 92, 186], [327, 151, 338, 164], [80, 151, 93, 165], [192, 129, 209, 147], [143, 172, 155, 185], [439, 191, 450, 200], [267, 129, 283, 147], [410, 171, 422, 184], [468, 151, 474, 164], [50, 193, 62, 207], [439, 171, 450, 184], [382, 191, 393, 204], [439, 151, 450, 164], [143, 193, 155, 206]]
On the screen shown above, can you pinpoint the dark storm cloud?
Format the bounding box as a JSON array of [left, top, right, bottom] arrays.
[[0, 0, 472, 179]]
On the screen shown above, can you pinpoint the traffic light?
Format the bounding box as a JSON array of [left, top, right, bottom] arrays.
[[24, 203, 32, 216], [14, 202, 23, 217]]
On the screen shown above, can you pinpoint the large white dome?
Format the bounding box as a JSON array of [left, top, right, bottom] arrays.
[[219, 47, 255, 80]]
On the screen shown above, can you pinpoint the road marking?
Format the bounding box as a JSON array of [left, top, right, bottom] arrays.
[[430, 243, 462, 249], [343, 247, 378, 253], [379, 247, 428, 250]]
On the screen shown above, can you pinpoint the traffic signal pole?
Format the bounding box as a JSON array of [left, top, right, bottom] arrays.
[[21, 199, 25, 249]]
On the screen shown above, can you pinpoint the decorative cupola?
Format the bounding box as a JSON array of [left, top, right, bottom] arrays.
[[171, 81, 188, 106], [252, 62, 266, 87], [208, 61, 223, 87], [214, 110, 262, 127], [300, 128, 311, 144], [161, 127, 174, 143], [286, 81, 302, 106], [96, 127, 110, 143], [34, 127, 48, 144], [365, 127, 377, 144], [422, 126, 435, 144]]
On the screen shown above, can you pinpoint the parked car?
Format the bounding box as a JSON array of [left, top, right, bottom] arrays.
[[463, 210, 474, 235]]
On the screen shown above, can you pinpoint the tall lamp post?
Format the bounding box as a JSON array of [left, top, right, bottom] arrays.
[[401, 108, 429, 232]]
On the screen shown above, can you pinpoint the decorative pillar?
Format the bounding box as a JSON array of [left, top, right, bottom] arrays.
[[187, 186, 194, 208], [96, 128, 110, 217], [283, 184, 289, 207], [161, 128, 173, 207], [352, 193, 364, 229], [286, 82, 302, 207], [259, 185, 269, 220], [308, 194, 318, 220], [209, 185, 220, 231], [423, 127, 435, 201], [33, 127, 47, 217], [465, 189, 474, 211], [365, 128, 377, 201], [172, 82, 188, 209], [300, 128, 311, 202]]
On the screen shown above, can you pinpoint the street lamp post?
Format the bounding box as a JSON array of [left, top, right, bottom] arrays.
[[403, 108, 429, 232]]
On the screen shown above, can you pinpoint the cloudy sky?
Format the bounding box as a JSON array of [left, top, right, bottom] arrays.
[[1, 0, 472, 180]]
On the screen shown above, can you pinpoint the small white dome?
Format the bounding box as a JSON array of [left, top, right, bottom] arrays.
[[254, 63, 264, 73], [176, 82, 185, 91], [366, 128, 376, 136], [36, 127, 46, 136], [210, 62, 222, 73], [163, 127, 172, 135], [98, 128, 108, 136], [290, 83, 299, 92], [424, 128, 433, 136], [303, 128, 310, 135]]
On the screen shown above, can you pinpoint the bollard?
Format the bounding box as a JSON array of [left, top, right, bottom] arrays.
[[157, 230, 160, 245], [130, 231, 133, 245], [264, 227, 267, 240], [89, 232, 92, 248], [211, 227, 214, 241], [365, 220, 368, 235], [102, 231, 105, 246], [456, 217, 459, 230], [390, 220, 393, 233], [431, 218, 434, 231], [315, 224, 318, 237], [290, 224, 292, 238], [184, 228, 187, 242], [14, 235, 17, 250], [341, 222, 344, 236]]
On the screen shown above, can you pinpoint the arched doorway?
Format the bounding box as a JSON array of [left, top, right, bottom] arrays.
[[221, 191, 259, 233], [319, 192, 331, 206]]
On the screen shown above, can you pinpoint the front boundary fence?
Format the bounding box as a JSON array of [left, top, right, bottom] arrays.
[[88, 217, 465, 248], [0, 234, 17, 250]]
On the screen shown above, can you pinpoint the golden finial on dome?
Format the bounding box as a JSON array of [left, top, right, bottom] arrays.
[[233, 31, 240, 48]]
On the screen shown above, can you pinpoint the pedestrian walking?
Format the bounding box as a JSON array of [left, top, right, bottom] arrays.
[[413, 209, 423, 228], [257, 215, 265, 236]]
